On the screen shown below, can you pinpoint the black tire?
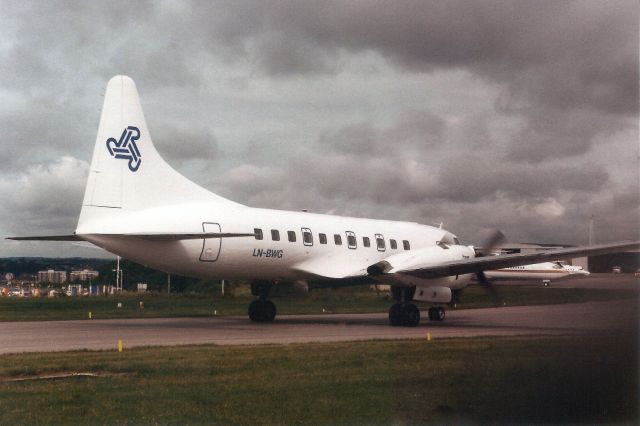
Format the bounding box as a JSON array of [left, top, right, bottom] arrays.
[[428, 307, 437, 321], [263, 300, 276, 322], [435, 306, 445, 321], [248, 300, 262, 322], [404, 304, 420, 327], [389, 303, 402, 326]]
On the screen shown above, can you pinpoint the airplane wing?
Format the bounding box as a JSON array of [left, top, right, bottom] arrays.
[[7, 232, 256, 241], [291, 254, 370, 280], [369, 240, 640, 279]]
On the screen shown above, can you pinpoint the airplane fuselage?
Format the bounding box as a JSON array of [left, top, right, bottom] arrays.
[[483, 262, 584, 281], [79, 203, 475, 290]]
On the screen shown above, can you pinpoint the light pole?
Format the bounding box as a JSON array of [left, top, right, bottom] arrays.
[[112, 256, 123, 292]]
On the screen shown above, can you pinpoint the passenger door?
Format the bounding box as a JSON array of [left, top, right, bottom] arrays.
[[200, 222, 221, 262]]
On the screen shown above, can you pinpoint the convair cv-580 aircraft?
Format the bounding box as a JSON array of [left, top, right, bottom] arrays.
[[9, 76, 639, 327]]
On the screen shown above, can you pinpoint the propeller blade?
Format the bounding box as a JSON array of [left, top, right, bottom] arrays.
[[476, 270, 503, 306], [475, 228, 506, 257]]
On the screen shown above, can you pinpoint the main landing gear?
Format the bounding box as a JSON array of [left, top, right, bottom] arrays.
[[248, 281, 276, 322], [389, 286, 420, 327], [388, 286, 447, 326], [389, 302, 420, 327]]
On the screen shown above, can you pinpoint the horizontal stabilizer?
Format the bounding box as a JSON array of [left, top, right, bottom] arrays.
[[6, 235, 80, 241], [110, 232, 256, 241], [7, 232, 256, 242]]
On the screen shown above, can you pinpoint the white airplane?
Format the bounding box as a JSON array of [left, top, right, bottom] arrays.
[[484, 261, 590, 286], [9, 76, 639, 326]]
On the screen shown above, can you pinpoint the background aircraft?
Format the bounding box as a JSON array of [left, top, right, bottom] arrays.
[[9, 76, 638, 327], [484, 261, 590, 286]]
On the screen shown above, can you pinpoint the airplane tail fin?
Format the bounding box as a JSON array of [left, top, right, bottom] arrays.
[[77, 75, 239, 232]]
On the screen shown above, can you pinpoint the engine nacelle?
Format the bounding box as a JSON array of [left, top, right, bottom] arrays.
[[413, 286, 452, 303]]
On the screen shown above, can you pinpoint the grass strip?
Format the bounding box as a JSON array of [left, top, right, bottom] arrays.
[[0, 285, 635, 322], [0, 332, 636, 425]]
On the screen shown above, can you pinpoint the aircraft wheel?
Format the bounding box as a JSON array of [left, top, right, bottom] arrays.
[[248, 300, 262, 322], [389, 303, 402, 326], [403, 303, 420, 327], [428, 307, 445, 321], [262, 300, 276, 322], [428, 307, 436, 321], [248, 300, 277, 322]]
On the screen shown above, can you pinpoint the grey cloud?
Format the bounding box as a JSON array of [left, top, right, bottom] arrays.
[[197, 1, 637, 114], [317, 110, 446, 156], [190, 0, 637, 163], [435, 155, 610, 202], [1, 157, 88, 235], [1, 0, 637, 257], [153, 123, 218, 162]]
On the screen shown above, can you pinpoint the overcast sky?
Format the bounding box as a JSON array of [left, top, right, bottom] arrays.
[[1, 0, 638, 258]]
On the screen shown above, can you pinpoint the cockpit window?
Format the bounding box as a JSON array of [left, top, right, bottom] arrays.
[[440, 232, 458, 245]]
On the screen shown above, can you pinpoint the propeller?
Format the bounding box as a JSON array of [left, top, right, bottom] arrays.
[[474, 229, 506, 306], [474, 228, 505, 257]]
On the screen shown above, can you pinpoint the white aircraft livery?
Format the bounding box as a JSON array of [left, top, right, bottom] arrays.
[[9, 76, 639, 326]]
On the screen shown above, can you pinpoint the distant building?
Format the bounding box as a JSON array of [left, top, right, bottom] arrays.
[[37, 270, 67, 284], [69, 269, 99, 282]]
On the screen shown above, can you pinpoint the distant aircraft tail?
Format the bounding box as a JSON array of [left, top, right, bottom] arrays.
[[76, 75, 240, 232]]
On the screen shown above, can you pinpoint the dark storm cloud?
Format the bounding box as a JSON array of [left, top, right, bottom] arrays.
[[1, 0, 637, 256], [200, 1, 637, 113], [195, 0, 637, 162]]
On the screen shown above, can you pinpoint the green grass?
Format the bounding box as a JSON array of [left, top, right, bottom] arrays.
[[0, 332, 636, 425], [0, 285, 635, 322]]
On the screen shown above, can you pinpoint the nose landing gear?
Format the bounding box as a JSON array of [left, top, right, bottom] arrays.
[[427, 306, 446, 321]]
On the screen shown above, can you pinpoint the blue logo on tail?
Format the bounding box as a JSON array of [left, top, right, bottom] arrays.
[[106, 126, 142, 172]]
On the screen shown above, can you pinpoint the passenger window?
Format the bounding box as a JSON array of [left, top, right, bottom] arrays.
[[390, 239, 397, 250], [254, 228, 263, 240], [287, 231, 296, 242], [334, 234, 342, 245], [302, 228, 313, 246], [346, 231, 357, 249], [363, 237, 370, 247], [271, 229, 280, 241], [375, 234, 385, 251], [403, 240, 410, 250], [319, 233, 327, 244]]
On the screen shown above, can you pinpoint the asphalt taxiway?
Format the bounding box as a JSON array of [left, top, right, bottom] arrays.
[[1, 296, 636, 354]]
